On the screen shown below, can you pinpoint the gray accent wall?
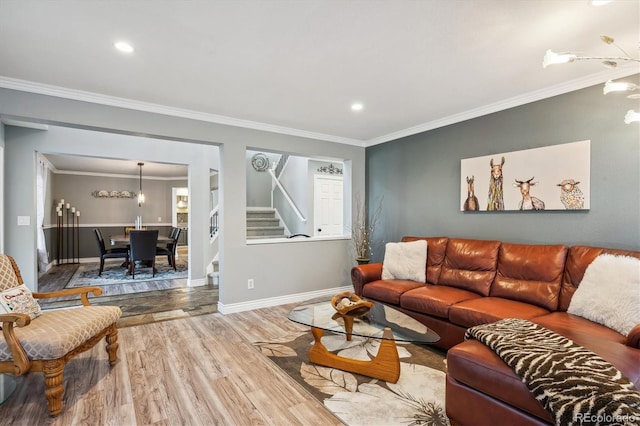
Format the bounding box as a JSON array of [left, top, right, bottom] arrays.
[[51, 173, 183, 226], [366, 79, 640, 261], [39, 163, 188, 261]]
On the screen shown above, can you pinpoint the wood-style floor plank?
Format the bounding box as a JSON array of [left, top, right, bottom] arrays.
[[0, 305, 343, 425]]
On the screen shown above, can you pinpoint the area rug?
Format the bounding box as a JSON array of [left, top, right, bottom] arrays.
[[254, 331, 450, 426], [65, 258, 188, 288]]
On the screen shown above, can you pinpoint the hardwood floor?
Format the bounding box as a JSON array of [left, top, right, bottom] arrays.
[[0, 305, 343, 425], [37, 251, 217, 328]]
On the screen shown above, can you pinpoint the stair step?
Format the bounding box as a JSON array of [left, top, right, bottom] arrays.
[[247, 218, 280, 226], [247, 226, 285, 237], [247, 210, 276, 219], [247, 235, 285, 240]]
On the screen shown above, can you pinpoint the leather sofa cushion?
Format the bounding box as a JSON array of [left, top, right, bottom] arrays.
[[490, 243, 567, 311], [448, 297, 549, 328], [448, 312, 640, 423], [400, 284, 481, 319], [533, 312, 640, 387], [402, 236, 448, 284], [447, 339, 553, 423], [438, 238, 501, 296], [560, 246, 640, 311], [361, 280, 423, 305]]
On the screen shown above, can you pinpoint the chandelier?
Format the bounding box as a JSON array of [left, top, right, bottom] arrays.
[[543, 35, 640, 124], [137, 162, 145, 207]]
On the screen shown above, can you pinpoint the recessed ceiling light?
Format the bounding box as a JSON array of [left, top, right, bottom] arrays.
[[114, 41, 134, 53], [351, 103, 364, 111]]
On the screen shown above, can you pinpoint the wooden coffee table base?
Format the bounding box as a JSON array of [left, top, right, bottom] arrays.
[[308, 326, 401, 383]]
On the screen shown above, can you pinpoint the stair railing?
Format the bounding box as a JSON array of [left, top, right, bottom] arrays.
[[274, 153, 289, 178], [267, 167, 307, 223], [209, 205, 219, 239]]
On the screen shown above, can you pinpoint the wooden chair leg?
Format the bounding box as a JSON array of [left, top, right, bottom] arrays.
[[105, 323, 119, 366], [43, 358, 65, 417]]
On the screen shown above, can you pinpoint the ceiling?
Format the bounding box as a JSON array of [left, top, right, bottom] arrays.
[[43, 153, 189, 179], [0, 0, 638, 147]]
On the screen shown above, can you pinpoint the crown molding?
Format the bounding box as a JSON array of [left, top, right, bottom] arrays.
[[0, 76, 365, 147], [1, 117, 49, 130], [3, 69, 636, 150], [365, 68, 640, 147], [51, 169, 187, 181]]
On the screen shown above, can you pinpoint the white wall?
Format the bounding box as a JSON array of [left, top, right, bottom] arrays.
[[4, 125, 216, 287], [0, 88, 365, 310], [0, 123, 4, 253]]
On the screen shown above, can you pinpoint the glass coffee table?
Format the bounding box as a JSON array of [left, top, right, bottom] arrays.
[[288, 296, 439, 383]]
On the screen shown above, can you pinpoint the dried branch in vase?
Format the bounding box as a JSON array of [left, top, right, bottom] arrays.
[[352, 193, 383, 263]]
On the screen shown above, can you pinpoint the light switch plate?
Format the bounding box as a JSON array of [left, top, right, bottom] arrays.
[[17, 216, 30, 226]]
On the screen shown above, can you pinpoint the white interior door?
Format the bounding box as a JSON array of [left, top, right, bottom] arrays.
[[314, 175, 343, 236]]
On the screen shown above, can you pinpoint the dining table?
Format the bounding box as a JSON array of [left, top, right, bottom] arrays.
[[109, 233, 173, 246], [109, 233, 174, 270]]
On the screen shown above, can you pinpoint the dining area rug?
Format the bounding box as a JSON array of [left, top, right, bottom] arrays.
[[253, 331, 450, 426], [65, 258, 188, 288]]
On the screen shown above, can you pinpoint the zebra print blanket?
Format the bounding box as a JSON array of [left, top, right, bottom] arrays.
[[465, 318, 640, 426]]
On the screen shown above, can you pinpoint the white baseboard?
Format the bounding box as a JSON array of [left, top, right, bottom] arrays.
[[189, 278, 207, 287], [217, 285, 353, 315]]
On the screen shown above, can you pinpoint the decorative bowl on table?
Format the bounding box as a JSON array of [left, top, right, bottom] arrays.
[[331, 291, 373, 316]]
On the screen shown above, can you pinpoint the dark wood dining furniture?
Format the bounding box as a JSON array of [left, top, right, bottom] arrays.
[[109, 234, 172, 246]]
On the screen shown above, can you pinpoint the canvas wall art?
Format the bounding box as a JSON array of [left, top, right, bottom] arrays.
[[460, 140, 590, 212]]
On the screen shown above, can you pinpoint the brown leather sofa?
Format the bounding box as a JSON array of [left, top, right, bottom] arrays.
[[351, 236, 640, 425]]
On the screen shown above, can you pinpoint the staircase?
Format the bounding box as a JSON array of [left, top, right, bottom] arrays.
[[247, 208, 285, 239]]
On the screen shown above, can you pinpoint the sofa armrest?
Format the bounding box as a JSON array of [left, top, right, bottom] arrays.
[[33, 286, 103, 306], [0, 313, 32, 375], [626, 324, 640, 349], [351, 263, 383, 295]]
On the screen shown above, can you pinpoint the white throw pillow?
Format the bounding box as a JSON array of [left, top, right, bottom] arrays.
[[381, 240, 427, 282], [568, 254, 640, 336], [0, 284, 42, 320]]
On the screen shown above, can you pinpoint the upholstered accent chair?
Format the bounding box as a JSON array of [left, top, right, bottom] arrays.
[[0, 254, 121, 416]]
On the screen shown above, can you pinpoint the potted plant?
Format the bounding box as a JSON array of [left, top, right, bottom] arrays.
[[352, 193, 383, 264]]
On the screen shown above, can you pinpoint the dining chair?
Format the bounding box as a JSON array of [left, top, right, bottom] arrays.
[[156, 228, 181, 270], [93, 228, 129, 275], [128, 230, 159, 278]]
